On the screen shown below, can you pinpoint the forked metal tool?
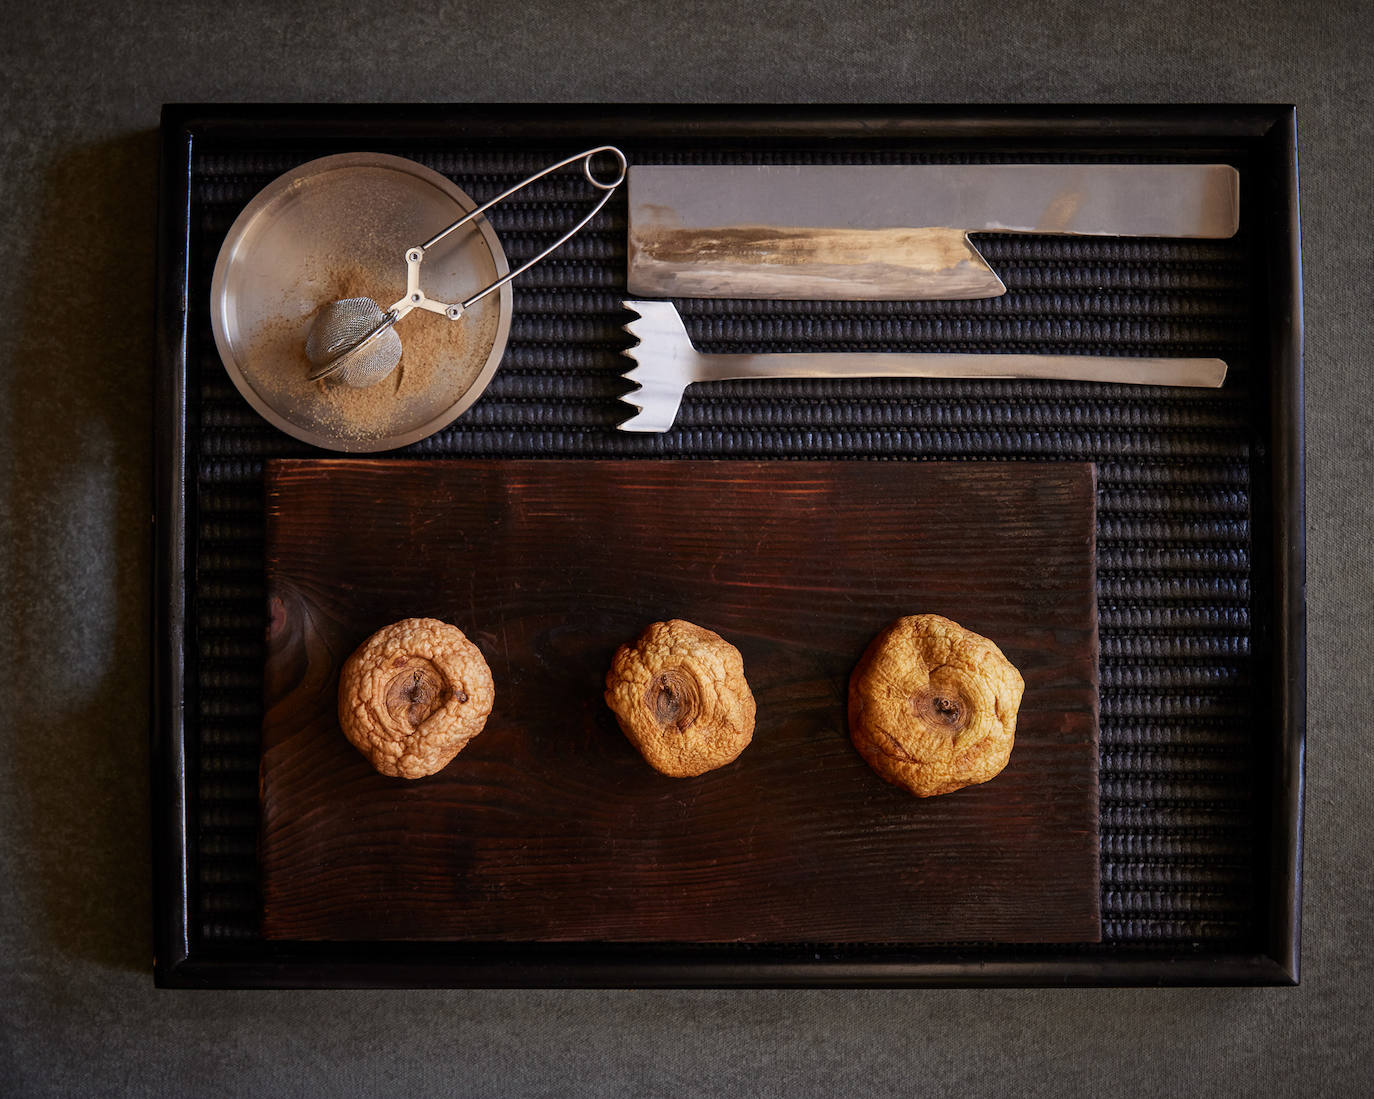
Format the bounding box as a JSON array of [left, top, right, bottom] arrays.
[[616, 299, 1228, 433]]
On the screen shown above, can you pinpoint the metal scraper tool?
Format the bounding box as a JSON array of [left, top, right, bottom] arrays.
[[627, 164, 1239, 301], [616, 300, 1227, 432]]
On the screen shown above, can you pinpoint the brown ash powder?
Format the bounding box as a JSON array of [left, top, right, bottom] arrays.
[[243, 259, 500, 443]]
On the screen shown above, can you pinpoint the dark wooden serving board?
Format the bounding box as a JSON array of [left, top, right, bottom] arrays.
[[260, 459, 1100, 943]]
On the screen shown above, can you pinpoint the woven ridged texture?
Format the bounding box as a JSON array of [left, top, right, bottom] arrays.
[[188, 142, 1260, 951]]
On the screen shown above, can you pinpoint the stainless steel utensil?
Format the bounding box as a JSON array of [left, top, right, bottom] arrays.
[[307, 146, 628, 387], [627, 164, 1240, 301], [617, 299, 1228, 432]]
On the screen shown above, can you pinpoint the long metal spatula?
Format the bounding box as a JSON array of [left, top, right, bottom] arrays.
[[617, 300, 1227, 432]]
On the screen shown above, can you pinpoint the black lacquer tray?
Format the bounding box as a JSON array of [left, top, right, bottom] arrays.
[[152, 104, 1303, 987]]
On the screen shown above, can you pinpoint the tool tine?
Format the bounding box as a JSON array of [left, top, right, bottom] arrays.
[[620, 300, 645, 346], [614, 299, 693, 432], [615, 302, 655, 430]]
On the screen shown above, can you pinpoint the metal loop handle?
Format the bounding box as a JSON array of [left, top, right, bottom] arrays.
[[418, 146, 627, 312]]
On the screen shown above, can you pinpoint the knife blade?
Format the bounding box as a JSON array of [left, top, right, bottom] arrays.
[[627, 163, 1239, 301]]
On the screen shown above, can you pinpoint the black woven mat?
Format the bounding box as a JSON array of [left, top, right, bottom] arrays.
[[187, 142, 1260, 951]]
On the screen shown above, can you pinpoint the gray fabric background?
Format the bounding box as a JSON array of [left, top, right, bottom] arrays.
[[0, 0, 1367, 1094]]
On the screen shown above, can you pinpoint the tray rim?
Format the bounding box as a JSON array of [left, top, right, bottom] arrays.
[[151, 101, 1305, 989]]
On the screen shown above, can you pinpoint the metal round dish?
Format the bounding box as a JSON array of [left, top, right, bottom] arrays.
[[210, 153, 513, 452]]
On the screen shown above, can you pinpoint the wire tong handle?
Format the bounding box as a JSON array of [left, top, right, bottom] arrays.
[[391, 146, 627, 323]]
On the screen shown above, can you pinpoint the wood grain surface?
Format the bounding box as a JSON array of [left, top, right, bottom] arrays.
[[260, 459, 1100, 943]]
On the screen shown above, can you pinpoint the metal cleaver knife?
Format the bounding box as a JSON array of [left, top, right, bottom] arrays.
[[627, 164, 1239, 301]]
